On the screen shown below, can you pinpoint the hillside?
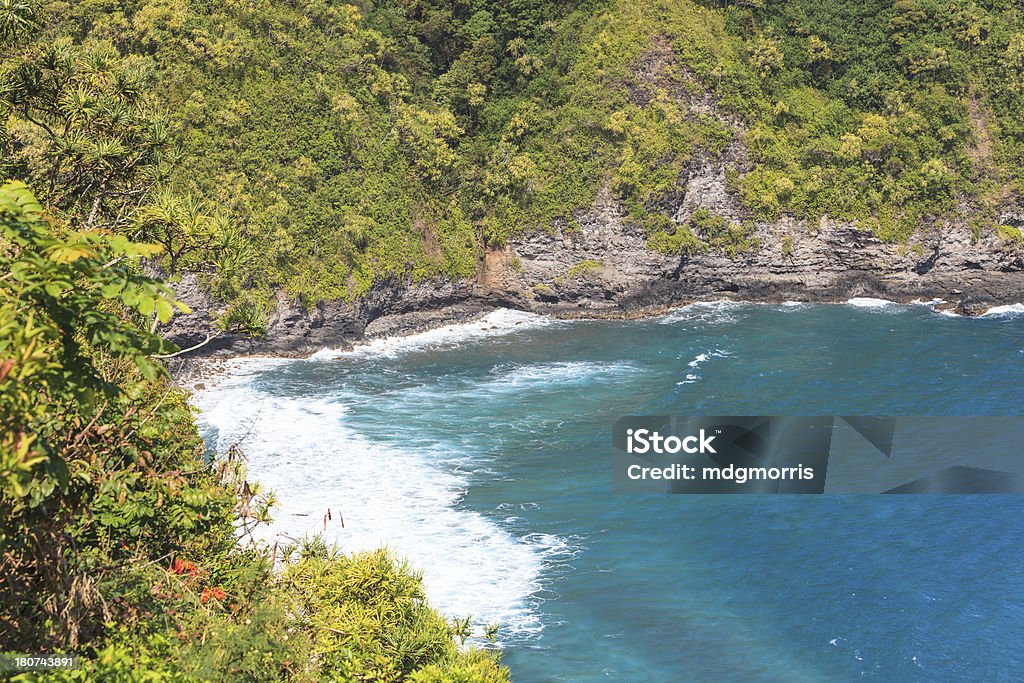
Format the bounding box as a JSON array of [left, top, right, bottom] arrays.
[[3, 0, 1023, 348], [3, 1, 1024, 678]]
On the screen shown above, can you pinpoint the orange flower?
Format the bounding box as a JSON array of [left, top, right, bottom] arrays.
[[170, 558, 197, 576]]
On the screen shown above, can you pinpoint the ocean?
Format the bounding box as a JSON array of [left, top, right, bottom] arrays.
[[192, 300, 1024, 681]]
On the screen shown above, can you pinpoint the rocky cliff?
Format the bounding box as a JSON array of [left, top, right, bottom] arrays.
[[493, 183, 1024, 318], [159, 23, 1024, 359], [163, 165, 1024, 357], [163, 220, 1024, 358]]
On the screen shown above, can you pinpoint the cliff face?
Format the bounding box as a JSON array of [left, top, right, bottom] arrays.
[[163, 207, 1024, 359], [162, 274, 505, 358], [494, 180, 1024, 318], [163, 146, 1024, 357], [153, 9, 1024, 358]]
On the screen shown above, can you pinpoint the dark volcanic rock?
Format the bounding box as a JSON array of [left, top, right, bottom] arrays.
[[161, 275, 517, 358], [501, 182, 1024, 318], [161, 173, 1024, 358]]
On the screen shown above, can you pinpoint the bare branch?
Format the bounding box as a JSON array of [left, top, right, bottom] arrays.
[[151, 333, 218, 359]]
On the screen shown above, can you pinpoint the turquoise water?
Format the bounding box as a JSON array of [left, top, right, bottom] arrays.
[[195, 301, 1024, 681]]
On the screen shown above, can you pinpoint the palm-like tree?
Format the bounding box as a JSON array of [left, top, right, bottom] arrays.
[[0, 0, 36, 42], [135, 188, 227, 274]]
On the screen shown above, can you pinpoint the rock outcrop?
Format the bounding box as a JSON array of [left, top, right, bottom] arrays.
[[499, 185, 1024, 318], [162, 274, 512, 358], [162, 163, 1024, 357]]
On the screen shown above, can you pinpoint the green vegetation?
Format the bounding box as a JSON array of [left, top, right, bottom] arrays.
[[781, 235, 795, 258], [995, 223, 1024, 244], [0, 180, 507, 679], [565, 259, 605, 278], [724, 0, 1024, 240], [4, 0, 1020, 314], [2, 0, 1023, 677], [649, 208, 759, 257]]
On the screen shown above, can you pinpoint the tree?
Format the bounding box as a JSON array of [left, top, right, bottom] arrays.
[[0, 187, 508, 679], [133, 188, 230, 274], [0, 35, 176, 233], [0, 179, 204, 648]]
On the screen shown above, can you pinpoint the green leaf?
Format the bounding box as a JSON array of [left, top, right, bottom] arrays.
[[49, 244, 98, 263], [156, 298, 174, 323]]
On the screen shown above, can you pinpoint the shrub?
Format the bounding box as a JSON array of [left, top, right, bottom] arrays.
[[0, 182, 508, 681]]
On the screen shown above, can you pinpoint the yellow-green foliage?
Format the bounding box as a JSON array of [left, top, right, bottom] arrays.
[[646, 209, 758, 257], [0, 184, 507, 681], [566, 259, 605, 278], [5, 0, 1021, 312], [995, 223, 1024, 244], [690, 209, 760, 257], [0, 179, 233, 652], [648, 226, 703, 255], [283, 545, 509, 682]]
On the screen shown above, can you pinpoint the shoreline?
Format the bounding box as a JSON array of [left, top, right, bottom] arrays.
[[181, 296, 1024, 674], [169, 292, 1019, 372], [162, 199, 1024, 361]]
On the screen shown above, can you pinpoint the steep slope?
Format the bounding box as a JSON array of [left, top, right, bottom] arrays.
[[4, 0, 1024, 354]]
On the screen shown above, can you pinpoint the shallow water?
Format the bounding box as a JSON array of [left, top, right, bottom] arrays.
[[194, 302, 1024, 681]]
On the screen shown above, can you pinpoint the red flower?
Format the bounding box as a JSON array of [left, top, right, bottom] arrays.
[[201, 587, 226, 603], [170, 558, 197, 576]]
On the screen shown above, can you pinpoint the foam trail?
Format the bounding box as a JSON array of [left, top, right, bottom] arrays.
[[484, 361, 636, 390], [982, 303, 1024, 317], [659, 300, 746, 326], [192, 368, 551, 641], [310, 308, 554, 361], [677, 349, 729, 385], [844, 297, 895, 308]]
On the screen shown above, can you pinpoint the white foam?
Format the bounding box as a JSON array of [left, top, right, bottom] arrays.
[[658, 300, 746, 325], [487, 361, 636, 390], [844, 297, 895, 308], [678, 349, 729, 385], [982, 303, 1024, 317], [900, 298, 963, 318], [309, 308, 553, 361], [191, 371, 559, 642]]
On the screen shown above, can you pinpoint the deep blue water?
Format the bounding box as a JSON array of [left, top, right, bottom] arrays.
[[196, 301, 1024, 682]]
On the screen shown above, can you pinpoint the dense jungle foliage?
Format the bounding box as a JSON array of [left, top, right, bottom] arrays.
[[3, 0, 1022, 322], [2, 0, 1023, 679], [0, 179, 509, 679]]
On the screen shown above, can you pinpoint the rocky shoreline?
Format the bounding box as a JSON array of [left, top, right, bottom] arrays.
[[163, 233, 1024, 360], [162, 267, 1024, 361], [162, 171, 1024, 359]]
